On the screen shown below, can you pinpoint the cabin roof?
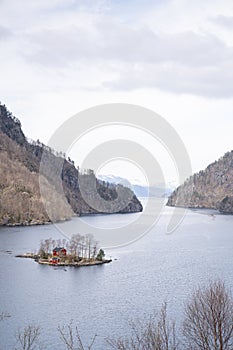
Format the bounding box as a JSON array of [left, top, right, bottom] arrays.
[[53, 247, 66, 252]]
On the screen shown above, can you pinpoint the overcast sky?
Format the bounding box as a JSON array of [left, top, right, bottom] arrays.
[[1, 0, 233, 184]]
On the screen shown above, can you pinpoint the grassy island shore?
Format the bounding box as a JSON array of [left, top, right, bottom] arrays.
[[16, 234, 111, 267], [16, 253, 112, 267]]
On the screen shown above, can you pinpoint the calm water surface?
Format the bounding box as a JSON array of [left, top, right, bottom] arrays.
[[0, 201, 233, 349]]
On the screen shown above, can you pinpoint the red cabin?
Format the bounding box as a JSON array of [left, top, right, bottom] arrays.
[[51, 257, 60, 264], [52, 247, 67, 257]]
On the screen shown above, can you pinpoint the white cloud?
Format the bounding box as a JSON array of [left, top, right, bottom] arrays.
[[20, 22, 233, 98], [210, 15, 233, 29], [0, 25, 12, 39], [1, 0, 233, 179], [1, 0, 233, 100], [0, 0, 229, 99], [26, 24, 232, 65], [104, 60, 233, 98]]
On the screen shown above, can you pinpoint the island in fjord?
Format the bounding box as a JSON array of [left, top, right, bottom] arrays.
[[16, 234, 111, 267]]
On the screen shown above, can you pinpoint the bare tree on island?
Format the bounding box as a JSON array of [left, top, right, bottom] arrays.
[[85, 234, 94, 260], [37, 234, 104, 262], [183, 280, 233, 350], [68, 234, 82, 258]]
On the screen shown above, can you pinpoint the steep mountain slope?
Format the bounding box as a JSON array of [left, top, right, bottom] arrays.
[[0, 103, 142, 225], [167, 151, 233, 213], [0, 131, 73, 225]]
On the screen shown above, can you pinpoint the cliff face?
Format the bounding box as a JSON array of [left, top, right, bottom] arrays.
[[0, 131, 73, 225], [0, 105, 26, 146], [0, 103, 142, 225], [167, 151, 233, 213]]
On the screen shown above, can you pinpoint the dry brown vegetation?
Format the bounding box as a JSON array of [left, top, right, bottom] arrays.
[[0, 132, 73, 225], [168, 150, 233, 212], [0, 103, 142, 225]]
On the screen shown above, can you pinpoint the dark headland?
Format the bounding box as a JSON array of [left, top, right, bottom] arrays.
[[0, 102, 142, 226]]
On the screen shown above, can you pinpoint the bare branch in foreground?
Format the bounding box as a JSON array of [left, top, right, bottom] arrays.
[[58, 321, 97, 350], [183, 280, 233, 350], [107, 302, 179, 350], [15, 325, 41, 350]]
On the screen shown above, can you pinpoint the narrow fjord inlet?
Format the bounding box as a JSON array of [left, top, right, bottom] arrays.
[[1, 0, 233, 348]]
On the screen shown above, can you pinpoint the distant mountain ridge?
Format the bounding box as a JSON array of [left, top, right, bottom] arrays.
[[97, 174, 173, 198], [167, 150, 233, 213], [0, 103, 142, 225]]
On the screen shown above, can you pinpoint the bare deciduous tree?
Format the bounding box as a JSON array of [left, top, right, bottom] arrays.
[[15, 325, 41, 350], [38, 234, 100, 261], [4, 281, 233, 350], [183, 280, 233, 350], [58, 321, 97, 350], [107, 303, 179, 350], [85, 234, 94, 260], [69, 234, 82, 258]]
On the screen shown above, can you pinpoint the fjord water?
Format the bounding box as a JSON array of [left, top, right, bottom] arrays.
[[0, 199, 233, 349]]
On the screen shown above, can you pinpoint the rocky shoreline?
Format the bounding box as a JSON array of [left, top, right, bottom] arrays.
[[2, 207, 142, 227], [4, 220, 52, 227], [38, 259, 112, 267], [16, 253, 112, 267]]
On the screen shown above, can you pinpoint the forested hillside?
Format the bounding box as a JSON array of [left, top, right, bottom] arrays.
[[0, 103, 142, 225], [167, 150, 233, 213]]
